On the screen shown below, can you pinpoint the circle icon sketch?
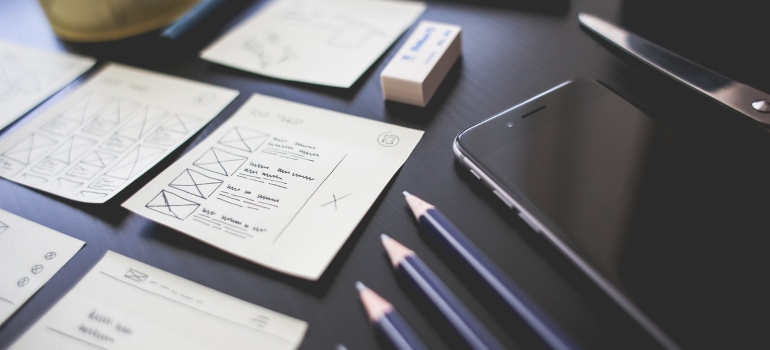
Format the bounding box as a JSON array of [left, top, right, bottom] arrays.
[[378, 132, 400, 147], [31, 264, 44, 274], [18, 277, 29, 287], [45, 252, 57, 260]]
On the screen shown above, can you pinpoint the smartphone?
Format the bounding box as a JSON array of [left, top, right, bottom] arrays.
[[454, 80, 683, 349]]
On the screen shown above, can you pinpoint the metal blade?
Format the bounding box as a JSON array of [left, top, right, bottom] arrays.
[[579, 13, 770, 127]]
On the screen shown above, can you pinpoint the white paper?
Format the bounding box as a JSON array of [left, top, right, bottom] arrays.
[[123, 93, 423, 280], [0, 40, 95, 131], [200, 0, 426, 88], [0, 63, 239, 203], [0, 208, 84, 326], [9, 251, 307, 350]]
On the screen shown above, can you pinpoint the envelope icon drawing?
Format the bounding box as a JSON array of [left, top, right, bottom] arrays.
[[193, 147, 247, 177], [145, 190, 200, 220], [125, 268, 148, 282]]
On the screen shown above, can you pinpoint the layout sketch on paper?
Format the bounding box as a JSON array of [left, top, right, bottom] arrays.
[[193, 148, 248, 176], [0, 209, 84, 326], [0, 40, 95, 131], [200, 0, 426, 88], [0, 63, 239, 203], [8, 251, 308, 350], [170, 169, 224, 198], [219, 127, 270, 153], [123, 93, 424, 280], [146, 190, 200, 220]]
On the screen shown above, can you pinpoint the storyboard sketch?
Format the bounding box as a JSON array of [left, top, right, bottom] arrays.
[[0, 63, 239, 203], [9, 251, 308, 350], [0, 39, 95, 131], [123, 93, 424, 280], [0, 209, 84, 326], [201, 0, 426, 88]]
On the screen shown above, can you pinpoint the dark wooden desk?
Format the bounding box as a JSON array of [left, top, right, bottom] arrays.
[[2, 0, 768, 349]]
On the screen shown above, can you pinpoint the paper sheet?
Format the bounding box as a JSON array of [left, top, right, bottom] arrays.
[[0, 208, 84, 326], [200, 0, 426, 88], [0, 40, 95, 131], [123, 93, 423, 280], [0, 63, 239, 203], [9, 251, 307, 350]]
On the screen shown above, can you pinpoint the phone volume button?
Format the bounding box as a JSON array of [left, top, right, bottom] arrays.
[[469, 169, 482, 180]]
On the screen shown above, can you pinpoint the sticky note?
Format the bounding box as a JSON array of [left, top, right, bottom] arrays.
[[381, 21, 462, 107]]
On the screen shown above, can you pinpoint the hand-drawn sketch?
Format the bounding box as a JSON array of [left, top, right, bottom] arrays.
[[125, 268, 148, 282], [193, 147, 247, 176], [0, 39, 95, 131], [200, 0, 426, 87], [41, 93, 116, 136], [146, 190, 200, 220], [0, 63, 239, 203], [219, 127, 270, 153], [0, 209, 84, 326], [8, 252, 307, 350], [123, 93, 424, 280], [82, 99, 141, 137], [170, 169, 224, 199]]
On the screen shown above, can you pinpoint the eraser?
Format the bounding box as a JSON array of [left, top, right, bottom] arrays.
[[381, 21, 461, 107]]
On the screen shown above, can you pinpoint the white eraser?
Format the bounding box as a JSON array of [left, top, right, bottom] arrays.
[[381, 20, 462, 107]]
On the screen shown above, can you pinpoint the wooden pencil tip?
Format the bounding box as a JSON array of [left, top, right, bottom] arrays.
[[381, 234, 414, 267], [358, 284, 392, 322], [403, 192, 433, 219]]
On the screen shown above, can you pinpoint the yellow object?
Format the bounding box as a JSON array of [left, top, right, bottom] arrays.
[[37, 0, 200, 42]]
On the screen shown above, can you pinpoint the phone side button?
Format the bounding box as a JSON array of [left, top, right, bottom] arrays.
[[492, 189, 515, 208], [469, 169, 482, 180], [518, 212, 542, 234]]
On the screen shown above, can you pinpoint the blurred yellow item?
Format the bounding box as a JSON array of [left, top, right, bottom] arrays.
[[37, 0, 200, 42]]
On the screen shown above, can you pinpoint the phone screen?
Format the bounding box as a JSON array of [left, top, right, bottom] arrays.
[[457, 80, 700, 343]]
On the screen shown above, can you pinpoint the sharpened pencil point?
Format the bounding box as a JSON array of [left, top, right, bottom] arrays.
[[403, 192, 433, 219], [381, 234, 414, 267], [403, 190, 411, 197], [356, 281, 366, 292]]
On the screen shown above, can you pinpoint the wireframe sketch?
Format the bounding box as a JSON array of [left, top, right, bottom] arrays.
[[52, 178, 83, 192], [146, 113, 202, 146], [218, 127, 269, 153], [102, 105, 170, 153], [82, 99, 141, 137], [0, 221, 8, 235], [88, 145, 165, 191], [0, 62, 42, 104], [280, 3, 387, 48], [76, 191, 107, 201], [65, 150, 119, 180], [30, 135, 96, 176], [2, 133, 57, 166], [242, 33, 298, 69], [146, 190, 200, 220], [41, 93, 115, 136], [20, 173, 47, 184], [125, 268, 148, 282], [193, 148, 247, 176], [169, 169, 224, 199]]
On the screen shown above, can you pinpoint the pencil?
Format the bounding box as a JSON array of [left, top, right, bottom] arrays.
[[381, 234, 505, 350], [160, 0, 227, 41], [403, 191, 580, 350], [357, 281, 428, 350]]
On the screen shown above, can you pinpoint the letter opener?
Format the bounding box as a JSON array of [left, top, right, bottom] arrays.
[[579, 13, 770, 129]]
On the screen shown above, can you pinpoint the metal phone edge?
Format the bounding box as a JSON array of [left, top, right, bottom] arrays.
[[452, 138, 682, 350]]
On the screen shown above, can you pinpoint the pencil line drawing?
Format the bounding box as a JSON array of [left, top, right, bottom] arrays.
[[82, 99, 141, 137], [76, 191, 107, 201], [52, 177, 83, 192], [146, 113, 202, 147], [193, 147, 247, 177], [101, 105, 169, 153], [320, 193, 352, 210], [169, 168, 224, 199], [2, 133, 57, 165], [146, 190, 200, 220], [218, 127, 270, 153], [0, 61, 42, 104], [0, 220, 8, 234], [104, 145, 166, 180], [41, 93, 115, 136], [30, 135, 97, 176], [66, 150, 119, 180]]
